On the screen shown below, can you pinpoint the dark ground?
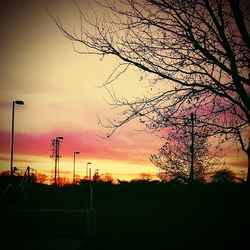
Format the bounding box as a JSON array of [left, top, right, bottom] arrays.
[[92, 181, 250, 250], [0, 178, 249, 250]]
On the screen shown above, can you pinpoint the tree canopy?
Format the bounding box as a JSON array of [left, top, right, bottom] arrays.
[[150, 127, 223, 182], [49, 0, 250, 182]]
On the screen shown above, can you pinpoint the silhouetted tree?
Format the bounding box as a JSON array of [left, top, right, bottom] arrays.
[[35, 173, 48, 184], [156, 172, 170, 182], [138, 172, 154, 181], [73, 174, 81, 185], [50, 0, 250, 183], [92, 170, 101, 181], [131, 172, 154, 182], [56, 176, 71, 186], [100, 172, 115, 183], [151, 128, 223, 182], [211, 168, 236, 183], [0, 171, 10, 176], [82, 176, 89, 181]]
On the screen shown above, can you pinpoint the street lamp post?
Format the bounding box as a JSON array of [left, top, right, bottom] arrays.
[[73, 152, 80, 184], [86, 162, 91, 180], [241, 170, 245, 181], [10, 100, 24, 176]]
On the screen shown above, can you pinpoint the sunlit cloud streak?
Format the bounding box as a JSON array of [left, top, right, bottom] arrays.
[[0, 129, 162, 165]]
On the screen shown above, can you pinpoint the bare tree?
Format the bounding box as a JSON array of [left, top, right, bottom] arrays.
[[150, 126, 223, 182], [48, 0, 250, 183]]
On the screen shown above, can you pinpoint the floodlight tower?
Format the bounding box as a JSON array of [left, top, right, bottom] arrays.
[[50, 136, 63, 185]]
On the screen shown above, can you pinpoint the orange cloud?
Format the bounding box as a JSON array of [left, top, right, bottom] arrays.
[[228, 161, 247, 168]]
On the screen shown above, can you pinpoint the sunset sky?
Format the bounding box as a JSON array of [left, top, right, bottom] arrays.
[[0, 0, 247, 182]]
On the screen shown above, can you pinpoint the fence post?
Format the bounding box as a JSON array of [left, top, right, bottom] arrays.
[[86, 208, 96, 239], [86, 180, 96, 240]]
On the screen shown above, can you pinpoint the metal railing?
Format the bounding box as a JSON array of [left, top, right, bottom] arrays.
[[0, 166, 34, 207], [16, 166, 37, 178], [0, 166, 36, 236], [1, 172, 96, 240], [0, 184, 13, 205], [19, 166, 33, 194]]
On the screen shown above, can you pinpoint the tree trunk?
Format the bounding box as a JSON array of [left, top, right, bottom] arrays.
[[247, 141, 250, 185]]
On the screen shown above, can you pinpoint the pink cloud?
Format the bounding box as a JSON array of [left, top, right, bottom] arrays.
[[0, 129, 162, 165]]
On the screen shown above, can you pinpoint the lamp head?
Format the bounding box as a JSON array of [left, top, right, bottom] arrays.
[[15, 100, 24, 105], [57, 136, 64, 140], [75, 152, 80, 154]]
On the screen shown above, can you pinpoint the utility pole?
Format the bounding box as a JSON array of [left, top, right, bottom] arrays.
[[189, 113, 195, 180]]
